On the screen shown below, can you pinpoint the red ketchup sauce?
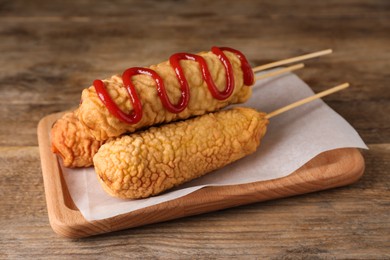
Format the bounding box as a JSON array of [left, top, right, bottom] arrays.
[[93, 46, 253, 124]]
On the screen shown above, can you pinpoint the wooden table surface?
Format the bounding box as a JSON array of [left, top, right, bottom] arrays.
[[1, 0, 389, 258]]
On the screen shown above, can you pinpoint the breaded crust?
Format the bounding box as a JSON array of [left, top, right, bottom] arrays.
[[51, 110, 105, 167], [93, 107, 268, 199]]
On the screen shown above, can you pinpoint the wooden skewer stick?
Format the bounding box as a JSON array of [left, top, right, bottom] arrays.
[[252, 49, 332, 73], [266, 83, 350, 119], [255, 63, 304, 81]]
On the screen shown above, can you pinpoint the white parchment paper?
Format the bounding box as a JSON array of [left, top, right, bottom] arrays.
[[61, 72, 367, 221]]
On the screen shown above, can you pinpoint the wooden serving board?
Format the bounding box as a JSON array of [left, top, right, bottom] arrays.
[[38, 112, 365, 238]]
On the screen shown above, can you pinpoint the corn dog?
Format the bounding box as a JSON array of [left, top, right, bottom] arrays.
[[93, 107, 268, 199], [51, 110, 105, 167], [78, 47, 254, 141], [92, 81, 350, 199]]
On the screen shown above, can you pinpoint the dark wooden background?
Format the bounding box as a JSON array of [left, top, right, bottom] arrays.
[[1, 0, 389, 258]]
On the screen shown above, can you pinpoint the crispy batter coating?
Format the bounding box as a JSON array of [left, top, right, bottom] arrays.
[[78, 50, 253, 141], [51, 110, 105, 168], [93, 107, 268, 199]]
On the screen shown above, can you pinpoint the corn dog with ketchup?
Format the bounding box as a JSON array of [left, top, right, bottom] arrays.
[[78, 47, 254, 141]]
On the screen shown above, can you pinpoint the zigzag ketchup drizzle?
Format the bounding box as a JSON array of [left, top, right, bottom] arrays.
[[93, 46, 254, 124]]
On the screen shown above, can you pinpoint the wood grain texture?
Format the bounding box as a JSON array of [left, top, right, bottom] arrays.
[[0, 0, 389, 258]]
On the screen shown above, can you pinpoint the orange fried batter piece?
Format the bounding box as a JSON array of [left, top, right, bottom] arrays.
[[51, 110, 104, 168], [78, 50, 253, 141], [93, 107, 268, 199]]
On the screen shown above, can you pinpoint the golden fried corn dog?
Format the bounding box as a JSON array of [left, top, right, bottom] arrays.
[[78, 47, 253, 141], [51, 110, 105, 167], [93, 107, 268, 199]]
